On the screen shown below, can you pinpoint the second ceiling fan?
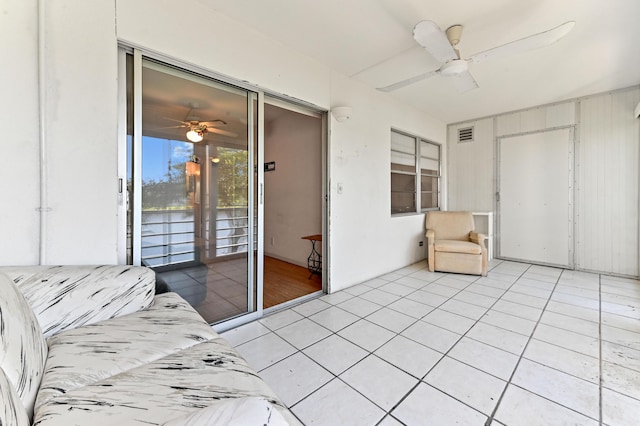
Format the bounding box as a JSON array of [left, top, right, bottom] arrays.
[[378, 20, 575, 93]]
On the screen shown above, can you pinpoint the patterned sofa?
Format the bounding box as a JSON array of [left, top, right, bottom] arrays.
[[0, 265, 297, 425]]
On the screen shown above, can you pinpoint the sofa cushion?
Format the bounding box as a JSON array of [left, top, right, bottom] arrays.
[[0, 271, 48, 420], [434, 239, 482, 255], [0, 367, 30, 426], [35, 292, 219, 410], [162, 397, 289, 426], [33, 338, 297, 426], [1, 265, 155, 337]]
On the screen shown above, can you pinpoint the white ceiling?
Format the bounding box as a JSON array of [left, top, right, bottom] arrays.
[[199, 0, 640, 123]]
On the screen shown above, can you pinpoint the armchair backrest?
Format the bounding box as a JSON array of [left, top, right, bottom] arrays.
[[426, 211, 475, 241]]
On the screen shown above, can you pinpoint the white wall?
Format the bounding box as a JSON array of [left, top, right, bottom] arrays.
[[447, 88, 640, 277], [1, 0, 447, 291], [0, 0, 40, 264], [264, 109, 322, 267]]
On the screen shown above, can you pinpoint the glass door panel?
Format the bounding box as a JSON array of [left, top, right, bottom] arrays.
[[129, 56, 259, 324]]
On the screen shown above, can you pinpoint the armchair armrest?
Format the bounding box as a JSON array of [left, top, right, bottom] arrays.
[[1, 265, 155, 337], [425, 229, 435, 272], [469, 232, 487, 249]]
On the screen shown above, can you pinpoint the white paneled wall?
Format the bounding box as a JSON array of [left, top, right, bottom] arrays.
[[447, 118, 494, 212], [577, 88, 640, 276], [448, 86, 640, 277]]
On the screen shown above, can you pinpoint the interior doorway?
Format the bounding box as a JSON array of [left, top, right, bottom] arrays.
[[263, 100, 325, 308]]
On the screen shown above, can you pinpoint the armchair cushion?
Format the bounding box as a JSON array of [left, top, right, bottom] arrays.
[[434, 239, 482, 255], [0, 366, 29, 426]]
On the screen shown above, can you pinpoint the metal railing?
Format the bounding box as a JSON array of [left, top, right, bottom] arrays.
[[141, 206, 252, 268]]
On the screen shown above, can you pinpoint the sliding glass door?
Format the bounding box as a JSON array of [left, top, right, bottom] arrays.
[[123, 51, 261, 324]]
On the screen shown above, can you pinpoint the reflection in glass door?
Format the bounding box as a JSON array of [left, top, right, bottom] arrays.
[[126, 53, 260, 324]]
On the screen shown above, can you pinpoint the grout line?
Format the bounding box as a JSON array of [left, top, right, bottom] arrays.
[[484, 263, 560, 426], [598, 273, 603, 426]]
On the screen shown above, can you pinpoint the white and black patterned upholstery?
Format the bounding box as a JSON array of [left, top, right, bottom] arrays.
[[0, 271, 48, 421], [0, 266, 298, 425]]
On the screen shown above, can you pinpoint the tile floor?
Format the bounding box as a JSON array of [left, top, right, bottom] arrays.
[[221, 259, 640, 426]]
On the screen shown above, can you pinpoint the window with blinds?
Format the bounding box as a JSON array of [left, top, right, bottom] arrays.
[[391, 130, 440, 215]]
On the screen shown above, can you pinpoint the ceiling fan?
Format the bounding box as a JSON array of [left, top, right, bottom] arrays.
[[160, 115, 238, 142], [378, 20, 575, 93]]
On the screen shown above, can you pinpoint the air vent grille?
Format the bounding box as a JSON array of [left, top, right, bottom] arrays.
[[458, 126, 474, 143]]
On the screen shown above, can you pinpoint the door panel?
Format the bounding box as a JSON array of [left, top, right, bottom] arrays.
[[498, 128, 573, 267]]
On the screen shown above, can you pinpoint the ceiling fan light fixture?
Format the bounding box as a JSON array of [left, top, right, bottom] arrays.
[[186, 129, 204, 142]]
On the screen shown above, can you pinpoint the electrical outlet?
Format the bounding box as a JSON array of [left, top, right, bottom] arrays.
[[419, 241, 424, 246]]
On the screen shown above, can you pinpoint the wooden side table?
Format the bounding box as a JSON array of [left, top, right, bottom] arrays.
[[301, 234, 322, 279]]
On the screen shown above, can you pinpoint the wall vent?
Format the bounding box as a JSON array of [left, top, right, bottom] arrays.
[[458, 126, 474, 143]]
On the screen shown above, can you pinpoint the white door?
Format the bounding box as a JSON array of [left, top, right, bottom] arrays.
[[498, 127, 574, 267]]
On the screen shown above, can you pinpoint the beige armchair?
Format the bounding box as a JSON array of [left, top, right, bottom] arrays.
[[425, 211, 487, 276]]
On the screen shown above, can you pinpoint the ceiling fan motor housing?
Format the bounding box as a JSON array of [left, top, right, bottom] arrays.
[[440, 59, 468, 76]]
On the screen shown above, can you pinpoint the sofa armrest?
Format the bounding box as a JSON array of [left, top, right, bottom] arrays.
[[0, 265, 155, 337], [469, 232, 487, 249], [425, 229, 435, 272]]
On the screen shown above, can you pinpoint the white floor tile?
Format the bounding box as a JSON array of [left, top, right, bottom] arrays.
[[500, 291, 549, 309], [302, 334, 368, 375], [448, 337, 519, 381], [509, 282, 553, 298], [235, 332, 297, 371], [408, 269, 444, 282], [425, 356, 505, 415], [523, 339, 599, 384], [466, 321, 529, 355], [601, 387, 640, 426], [291, 298, 332, 317], [308, 306, 359, 332], [495, 385, 599, 426], [275, 318, 332, 350], [602, 340, 640, 373], [336, 297, 381, 317], [512, 359, 600, 420], [318, 291, 354, 305], [465, 283, 507, 298], [601, 300, 640, 319], [377, 282, 416, 297], [395, 275, 429, 289], [439, 299, 488, 320], [601, 324, 640, 351], [533, 324, 599, 358], [340, 355, 418, 411], [421, 282, 460, 297], [601, 311, 640, 333], [404, 288, 449, 307], [374, 335, 443, 378], [358, 288, 401, 306], [551, 291, 600, 310], [434, 276, 471, 290], [365, 307, 416, 333], [376, 415, 404, 426], [452, 289, 498, 308], [259, 309, 305, 331], [491, 299, 543, 321], [545, 300, 600, 322], [392, 383, 488, 425], [387, 298, 434, 319], [221, 320, 271, 346], [380, 272, 404, 282], [259, 352, 333, 406], [360, 277, 389, 288], [422, 309, 476, 334], [343, 283, 375, 295], [337, 319, 396, 352], [401, 320, 461, 353], [539, 310, 599, 336], [480, 310, 537, 336], [291, 378, 385, 426], [602, 361, 640, 401]]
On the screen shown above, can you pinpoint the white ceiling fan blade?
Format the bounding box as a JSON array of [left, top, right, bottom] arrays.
[[450, 70, 479, 93], [377, 70, 439, 92], [413, 20, 458, 62], [469, 21, 575, 64]]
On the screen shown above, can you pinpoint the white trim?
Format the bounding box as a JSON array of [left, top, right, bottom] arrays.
[[116, 49, 128, 265], [132, 49, 143, 266]]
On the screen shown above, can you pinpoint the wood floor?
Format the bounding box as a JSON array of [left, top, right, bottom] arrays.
[[263, 256, 322, 308]]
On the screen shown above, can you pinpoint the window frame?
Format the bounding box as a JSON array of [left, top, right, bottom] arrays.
[[390, 129, 441, 216]]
